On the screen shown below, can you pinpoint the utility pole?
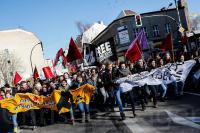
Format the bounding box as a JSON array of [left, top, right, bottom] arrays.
[[174, 0, 182, 26]]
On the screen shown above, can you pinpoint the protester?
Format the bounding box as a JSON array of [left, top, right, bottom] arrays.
[[0, 89, 5, 100], [118, 61, 136, 119], [102, 62, 118, 112], [164, 52, 173, 64], [157, 58, 164, 67], [49, 80, 58, 91], [129, 63, 135, 74], [132, 58, 149, 111], [70, 75, 89, 122], [147, 59, 158, 107], [27, 81, 33, 89], [17, 81, 37, 130], [58, 78, 75, 125], [1, 84, 19, 133], [58, 80, 70, 92], [87, 69, 98, 106], [155, 53, 161, 63], [0, 48, 199, 131], [96, 66, 108, 111]]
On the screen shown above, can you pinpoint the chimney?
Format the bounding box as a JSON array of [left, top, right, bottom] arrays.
[[98, 21, 104, 25]]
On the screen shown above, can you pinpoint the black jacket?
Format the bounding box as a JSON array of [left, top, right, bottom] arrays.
[[70, 81, 86, 90], [133, 65, 147, 74], [17, 88, 32, 93], [102, 69, 118, 91]]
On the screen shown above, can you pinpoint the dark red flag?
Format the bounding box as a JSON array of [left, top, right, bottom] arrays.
[[160, 33, 173, 52], [63, 56, 68, 67], [42, 66, 54, 79], [54, 48, 64, 67], [66, 38, 83, 62], [33, 66, 39, 80], [13, 71, 22, 85]]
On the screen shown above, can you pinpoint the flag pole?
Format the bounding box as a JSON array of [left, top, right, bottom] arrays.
[[136, 42, 147, 66], [171, 33, 175, 62], [140, 28, 149, 65]]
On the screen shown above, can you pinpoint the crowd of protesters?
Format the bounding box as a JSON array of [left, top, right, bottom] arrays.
[[0, 50, 199, 133]]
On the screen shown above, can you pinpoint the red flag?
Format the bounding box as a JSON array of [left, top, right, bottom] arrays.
[[160, 33, 173, 52], [71, 65, 76, 73], [125, 36, 142, 63], [66, 38, 83, 62], [54, 48, 64, 67], [33, 66, 39, 80], [13, 71, 22, 85], [42, 66, 54, 79]]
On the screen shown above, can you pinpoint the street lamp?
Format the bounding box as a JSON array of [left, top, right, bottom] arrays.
[[173, 0, 182, 26], [30, 41, 42, 73]]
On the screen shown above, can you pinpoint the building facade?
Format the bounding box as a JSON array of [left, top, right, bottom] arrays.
[[91, 0, 190, 62], [0, 29, 46, 85], [75, 22, 107, 65]]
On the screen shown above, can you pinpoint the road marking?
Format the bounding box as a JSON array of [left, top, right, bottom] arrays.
[[113, 107, 162, 133], [166, 110, 200, 130], [186, 117, 200, 123], [184, 92, 200, 97], [113, 111, 145, 133], [123, 118, 145, 133]]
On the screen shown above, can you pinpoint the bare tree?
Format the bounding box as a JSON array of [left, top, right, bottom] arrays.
[[0, 50, 21, 85], [191, 14, 200, 30], [75, 21, 91, 34]]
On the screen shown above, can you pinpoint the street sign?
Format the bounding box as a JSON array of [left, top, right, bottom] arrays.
[[178, 26, 185, 33]]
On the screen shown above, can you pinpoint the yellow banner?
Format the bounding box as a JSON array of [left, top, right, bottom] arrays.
[[0, 84, 95, 114], [70, 84, 96, 105]]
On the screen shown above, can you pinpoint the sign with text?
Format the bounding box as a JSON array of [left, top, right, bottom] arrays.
[[116, 60, 196, 93], [117, 25, 130, 45], [95, 38, 116, 62], [0, 84, 95, 114]]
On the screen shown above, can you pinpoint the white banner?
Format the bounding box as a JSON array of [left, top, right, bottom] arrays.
[[116, 60, 196, 93]]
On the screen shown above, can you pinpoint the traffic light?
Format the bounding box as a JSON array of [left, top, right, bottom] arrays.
[[135, 15, 142, 27]]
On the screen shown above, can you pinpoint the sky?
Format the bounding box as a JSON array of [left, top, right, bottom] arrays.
[[0, 0, 199, 59]]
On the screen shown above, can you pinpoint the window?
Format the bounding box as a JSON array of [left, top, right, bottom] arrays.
[[133, 28, 139, 38], [165, 23, 171, 33], [153, 25, 160, 37], [142, 27, 148, 37], [118, 25, 130, 44]]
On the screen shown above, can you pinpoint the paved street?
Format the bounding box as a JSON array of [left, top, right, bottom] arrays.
[[18, 92, 200, 133]]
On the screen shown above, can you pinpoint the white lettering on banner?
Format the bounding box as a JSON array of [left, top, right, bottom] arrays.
[[96, 42, 113, 62], [105, 42, 111, 52], [116, 60, 196, 93], [100, 44, 106, 54]]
